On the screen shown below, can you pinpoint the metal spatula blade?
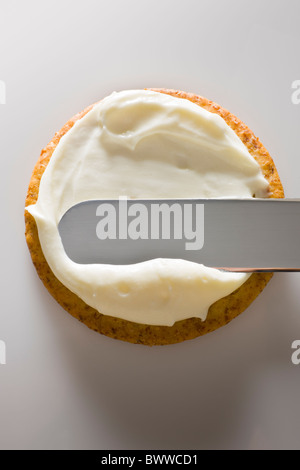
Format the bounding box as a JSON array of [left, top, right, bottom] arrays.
[[58, 198, 300, 272]]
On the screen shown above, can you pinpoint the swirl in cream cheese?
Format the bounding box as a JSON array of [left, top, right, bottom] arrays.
[[26, 90, 269, 326]]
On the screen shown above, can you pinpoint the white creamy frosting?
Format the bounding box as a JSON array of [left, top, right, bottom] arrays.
[[26, 90, 269, 326]]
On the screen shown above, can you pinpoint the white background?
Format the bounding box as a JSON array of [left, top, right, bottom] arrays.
[[1, 0, 300, 450]]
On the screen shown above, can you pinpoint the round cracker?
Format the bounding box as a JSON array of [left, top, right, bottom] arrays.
[[25, 89, 284, 345]]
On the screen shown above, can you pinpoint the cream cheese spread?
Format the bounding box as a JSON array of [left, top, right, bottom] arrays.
[[26, 89, 269, 326]]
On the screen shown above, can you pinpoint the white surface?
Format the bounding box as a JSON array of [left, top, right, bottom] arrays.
[[1, 0, 300, 450]]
